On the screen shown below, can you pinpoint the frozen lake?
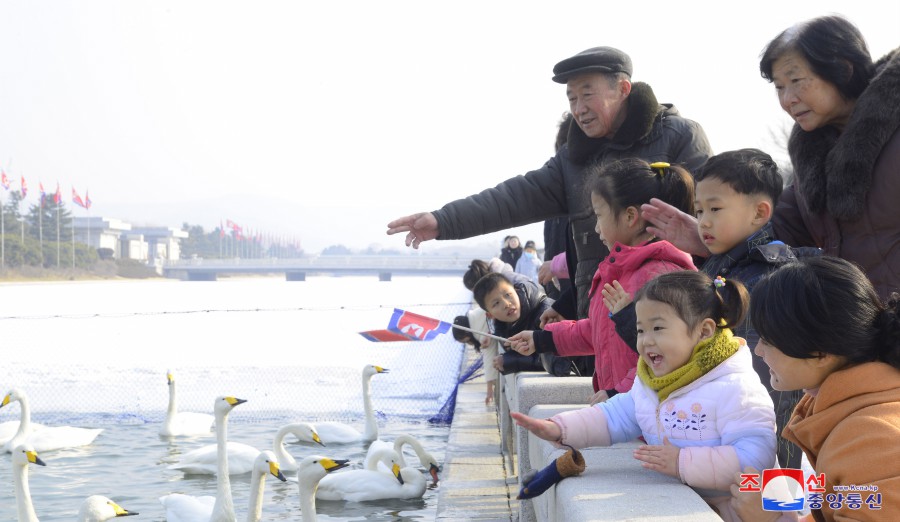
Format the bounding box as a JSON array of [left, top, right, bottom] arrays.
[[0, 275, 473, 520]]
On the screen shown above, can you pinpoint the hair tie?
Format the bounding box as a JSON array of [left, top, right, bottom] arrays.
[[649, 162, 670, 178], [713, 276, 726, 289]]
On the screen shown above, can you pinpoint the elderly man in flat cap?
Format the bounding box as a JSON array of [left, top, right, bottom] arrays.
[[387, 46, 711, 325]]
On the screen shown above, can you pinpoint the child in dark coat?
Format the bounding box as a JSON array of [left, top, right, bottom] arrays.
[[473, 273, 573, 377]]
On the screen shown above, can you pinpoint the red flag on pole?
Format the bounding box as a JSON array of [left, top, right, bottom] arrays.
[[20, 176, 27, 198], [72, 187, 87, 208], [1, 170, 9, 190], [54, 183, 61, 204], [84, 190, 92, 209], [39, 182, 46, 207]]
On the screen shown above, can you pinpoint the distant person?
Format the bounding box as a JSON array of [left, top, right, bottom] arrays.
[[729, 257, 900, 522], [462, 258, 531, 291], [642, 16, 900, 300], [500, 235, 523, 268], [472, 273, 573, 377], [514, 240, 543, 283], [513, 271, 776, 520], [508, 159, 696, 403], [387, 46, 712, 322], [453, 311, 499, 405]]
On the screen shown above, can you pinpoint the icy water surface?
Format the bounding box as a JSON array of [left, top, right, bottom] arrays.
[[0, 275, 470, 520]]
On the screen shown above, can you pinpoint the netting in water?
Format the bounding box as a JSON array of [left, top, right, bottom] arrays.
[[428, 354, 484, 425]]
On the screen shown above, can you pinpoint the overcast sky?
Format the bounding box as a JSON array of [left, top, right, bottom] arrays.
[[1, 1, 897, 254]]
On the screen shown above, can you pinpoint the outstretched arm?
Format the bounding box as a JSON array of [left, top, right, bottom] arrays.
[[510, 411, 562, 442], [641, 198, 709, 257], [386, 212, 439, 249]]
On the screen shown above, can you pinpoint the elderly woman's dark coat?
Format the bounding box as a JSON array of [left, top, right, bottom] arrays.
[[772, 49, 900, 300]]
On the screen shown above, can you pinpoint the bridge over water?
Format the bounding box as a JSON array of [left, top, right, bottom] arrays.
[[161, 255, 473, 281]]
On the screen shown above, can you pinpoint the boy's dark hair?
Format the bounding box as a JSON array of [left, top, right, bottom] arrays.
[[760, 15, 874, 101], [472, 273, 513, 311], [586, 158, 695, 220], [751, 257, 900, 368], [463, 259, 491, 291], [452, 315, 481, 352], [635, 271, 749, 331], [694, 148, 783, 204]]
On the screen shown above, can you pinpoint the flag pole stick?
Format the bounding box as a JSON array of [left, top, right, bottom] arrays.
[[450, 323, 509, 344]]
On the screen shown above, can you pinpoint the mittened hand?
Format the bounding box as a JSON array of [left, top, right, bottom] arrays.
[[517, 447, 585, 500]]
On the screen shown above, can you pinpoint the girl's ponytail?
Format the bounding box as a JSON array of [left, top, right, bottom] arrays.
[[651, 162, 696, 218]]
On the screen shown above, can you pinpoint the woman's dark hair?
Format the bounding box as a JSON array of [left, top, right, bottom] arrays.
[[452, 315, 481, 352], [751, 256, 900, 368], [759, 15, 875, 100], [587, 158, 695, 222], [463, 259, 491, 291], [635, 271, 749, 331]]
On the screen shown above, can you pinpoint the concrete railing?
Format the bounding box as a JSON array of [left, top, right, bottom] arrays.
[[501, 372, 722, 522]]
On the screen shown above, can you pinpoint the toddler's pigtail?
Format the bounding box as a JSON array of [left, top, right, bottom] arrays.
[[712, 276, 749, 330]]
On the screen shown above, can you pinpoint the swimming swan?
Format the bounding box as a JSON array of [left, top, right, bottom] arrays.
[[365, 434, 441, 484], [1, 388, 102, 453], [0, 420, 45, 447], [160, 370, 216, 437], [313, 365, 388, 444], [167, 422, 323, 475], [315, 447, 419, 501], [159, 395, 247, 522], [78, 495, 139, 521], [10, 445, 137, 522], [11, 443, 44, 522], [295, 456, 350, 522], [161, 450, 286, 522]]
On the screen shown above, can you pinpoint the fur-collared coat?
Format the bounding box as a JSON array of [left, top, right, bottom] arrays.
[[772, 49, 900, 300], [432, 83, 712, 319]]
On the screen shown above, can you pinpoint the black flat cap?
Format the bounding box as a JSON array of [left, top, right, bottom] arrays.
[[552, 47, 633, 83]]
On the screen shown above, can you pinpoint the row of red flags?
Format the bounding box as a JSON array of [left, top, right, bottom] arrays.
[[1, 169, 92, 210]]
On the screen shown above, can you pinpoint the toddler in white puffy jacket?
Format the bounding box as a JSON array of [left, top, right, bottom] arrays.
[[512, 271, 776, 521]]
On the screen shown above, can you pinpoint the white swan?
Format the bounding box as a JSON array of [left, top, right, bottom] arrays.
[[11, 443, 44, 522], [78, 495, 138, 521], [161, 449, 286, 522], [167, 422, 323, 475], [0, 420, 45, 447], [159, 395, 247, 522], [1, 388, 102, 453], [160, 370, 215, 437], [295, 455, 351, 522], [315, 447, 422, 501], [313, 365, 388, 444], [365, 434, 441, 485]]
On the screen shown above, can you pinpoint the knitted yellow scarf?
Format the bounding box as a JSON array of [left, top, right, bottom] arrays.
[[637, 328, 739, 401]]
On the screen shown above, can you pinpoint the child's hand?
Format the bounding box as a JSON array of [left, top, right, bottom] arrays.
[[492, 355, 505, 372], [588, 390, 610, 406], [510, 411, 562, 442], [507, 331, 536, 356], [633, 437, 680, 479], [601, 280, 632, 315], [539, 308, 563, 328]]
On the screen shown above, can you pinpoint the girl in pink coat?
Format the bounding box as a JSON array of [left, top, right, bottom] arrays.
[[509, 158, 696, 403]]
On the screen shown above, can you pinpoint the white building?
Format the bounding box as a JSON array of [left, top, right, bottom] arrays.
[[72, 217, 187, 262]]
